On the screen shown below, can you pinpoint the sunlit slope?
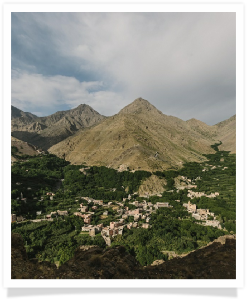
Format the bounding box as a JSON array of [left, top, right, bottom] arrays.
[[49, 98, 218, 171]]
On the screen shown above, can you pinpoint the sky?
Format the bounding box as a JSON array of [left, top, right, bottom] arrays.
[[11, 12, 236, 125]]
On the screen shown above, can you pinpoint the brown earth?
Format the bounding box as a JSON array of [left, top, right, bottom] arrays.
[[49, 99, 214, 171], [49, 98, 235, 172], [138, 175, 167, 197], [11, 233, 236, 279], [11, 136, 39, 162], [11, 104, 105, 150]]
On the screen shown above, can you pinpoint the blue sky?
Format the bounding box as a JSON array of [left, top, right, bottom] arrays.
[[11, 12, 236, 124]]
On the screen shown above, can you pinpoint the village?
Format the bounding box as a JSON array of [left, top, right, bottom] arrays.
[[11, 172, 224, 246]]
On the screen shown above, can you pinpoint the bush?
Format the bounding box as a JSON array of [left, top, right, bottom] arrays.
[[89, 255, 102, 267]]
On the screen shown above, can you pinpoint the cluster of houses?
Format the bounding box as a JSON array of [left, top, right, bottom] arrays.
[[73, 195, 173, 245], [183, 201, 222, 229], [11, 214, 24, 223], [187, 190, 220, 199], [202, 164, 228, 172]]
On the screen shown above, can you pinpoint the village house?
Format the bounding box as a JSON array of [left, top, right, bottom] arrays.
[[154, 202, 171, 209], [142, 223, 150, 229], [36, 211, 42, 216], [80, 206, 88, 213], [57, 210, 68, 216], [84, 215, 92, 224], [11, 214, 17, 222], [81, 225, 92, 232], [16, 215, 24, 222], [197, 209, 209, 220], [128, 208, 140, 216], [93, 200, 104, 205], [74, 212, 84, 218], [187, 201, 197, 213], [203, 220, 222, 229], [127, 223, 133, 229], [134, 214, 141, 221], [192, 213, 202, 221]]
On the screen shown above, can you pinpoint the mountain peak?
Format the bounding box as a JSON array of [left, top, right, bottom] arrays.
[[118, 98, 163, 116]]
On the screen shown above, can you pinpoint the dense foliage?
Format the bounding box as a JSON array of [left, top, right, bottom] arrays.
[[11, 143, 236, 266]]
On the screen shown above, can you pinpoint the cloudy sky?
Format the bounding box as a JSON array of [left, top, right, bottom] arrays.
[[11, 12, 236, 125]]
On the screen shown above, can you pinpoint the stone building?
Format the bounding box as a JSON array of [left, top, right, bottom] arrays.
[[57, 210, 68, 216], [11, 214, 17, 222], [81, 206, 88, 213]]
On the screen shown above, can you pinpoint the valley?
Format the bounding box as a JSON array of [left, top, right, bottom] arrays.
[[11, 98, 236, 279], [11, 143, 235, 270]]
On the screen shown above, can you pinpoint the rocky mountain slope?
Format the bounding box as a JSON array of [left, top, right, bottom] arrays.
[[11, 136, 39, 162], [215, 115, 236, 153], [49, 98, 235, 171], [11, 104, 105, 150], [11, 233, 236, 279], [138, 175, 167, 197]]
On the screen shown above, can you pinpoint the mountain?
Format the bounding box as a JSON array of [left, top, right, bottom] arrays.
[[11, 136, 39, 162], [49, 97, 229, 171], [11, 104, 106, 150], [11, 106, 38, 121], [214, 115, 236, 153]]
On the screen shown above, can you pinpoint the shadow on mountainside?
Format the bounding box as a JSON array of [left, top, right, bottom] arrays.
[[11, 131, 72, 151], [11, 233, 236, 279]]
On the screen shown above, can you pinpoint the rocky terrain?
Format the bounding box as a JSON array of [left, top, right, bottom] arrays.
[[11, 233, 236, 279], [11, 104, 105, 150], [11, 136, 39, 162], [138, 175, 167, 197], [49, 98, 235, 171], [11, 98, 236, 170]]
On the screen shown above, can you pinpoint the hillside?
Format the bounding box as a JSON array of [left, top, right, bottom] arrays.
[[11, 233, 236, 279], [11, 104, 105, 150], [11, 99, 236, 170], [49, 98, 221, 171], [11, 136, 39, 162], [214, 115, 236, 153]]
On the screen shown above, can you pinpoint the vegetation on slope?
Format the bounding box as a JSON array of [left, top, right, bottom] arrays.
[[11, 142, 235, 266]]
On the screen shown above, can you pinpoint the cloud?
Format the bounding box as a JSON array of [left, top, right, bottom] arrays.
[[11, 12, 236, 124], [11, 70, 125, 116]]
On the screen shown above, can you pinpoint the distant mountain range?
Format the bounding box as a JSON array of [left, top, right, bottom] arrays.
[[11, 104, 105, 150], [11, 98, 236, 171]]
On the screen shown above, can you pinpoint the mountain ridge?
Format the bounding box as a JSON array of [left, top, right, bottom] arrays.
[[49, 98, 235, 171], [11, 104, 106, 150], [12, 98, 236, 170]]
